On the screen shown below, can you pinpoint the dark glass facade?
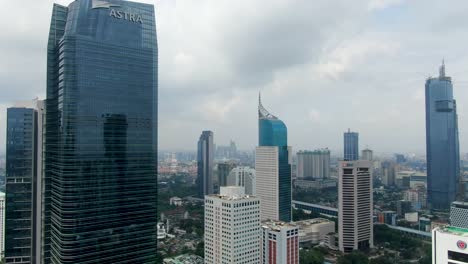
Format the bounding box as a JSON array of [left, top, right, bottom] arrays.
[[197, 131, 214, 197], [45, 0, 158, 263], [5, 108, 39, 264], [344, 129, 359, 161], [425, 63, 459, 210], [258, 99, 291, 222]]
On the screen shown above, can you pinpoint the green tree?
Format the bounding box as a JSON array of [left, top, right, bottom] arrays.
[[337, 251, 369, 264], [300, 249, 324, 264]]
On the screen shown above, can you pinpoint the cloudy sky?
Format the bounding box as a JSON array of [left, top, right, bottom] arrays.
[[1, 0, 468, 155]]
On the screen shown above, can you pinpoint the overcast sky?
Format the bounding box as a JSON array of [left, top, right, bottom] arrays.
[[1, 0, 468, 155]]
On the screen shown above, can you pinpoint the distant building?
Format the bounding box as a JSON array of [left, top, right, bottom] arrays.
[[5, 101, 44, 264], [404, 188, 427, 209], [397, 200, 413, 217], [227, 166, 256, 195], [294, 179, 337, 190], [361, 149, 373, 161], [381, 161, 397, 186], [405, 212, 419, 223], [432, 226, 468, 264], [338, 160, 373, 253], [377, 211, 397, 226], [395, 154, 407, 164], [169, 197, 183, 207], [197, 131, 214, 197], [344, 129, 359, 161], [256, 95, 292, 222], [293, 218, 335, 244], [204, 187, 261, 264], [450, 201, 468, 229], [426, 62, 460, 209], [296, 149, 330, 179], [261, 220, 299, 264], [217, 161, 236, 188], [0, 192, 4, 257]]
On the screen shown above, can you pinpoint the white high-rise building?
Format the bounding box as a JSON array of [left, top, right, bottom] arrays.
[[256, 146, 280, 221], [204, 186, 261, 264], [297, 149, 330, 179], [338, 160, 373, 253], [227, 166, 256, 195], [261, 220, 299, 264], [0, 192, 5, 257], [432, 226, 468, 263]]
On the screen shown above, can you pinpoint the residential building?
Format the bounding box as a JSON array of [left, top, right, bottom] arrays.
[[361, 149, 373, 161], [256, 95, 292, 222], [293, 218, 335, 244], [296, 149, 330, 179], [204, 186, 261, 264], [344, 129, 359, 161], [197, 131, 214, 197], [45, 1, 158, 262], [426, 61, 460, 209], [338, 160, 373, 253], [261, 220, 299, 264], [227, 166, 256, 195], [5, 101, 44, 264]]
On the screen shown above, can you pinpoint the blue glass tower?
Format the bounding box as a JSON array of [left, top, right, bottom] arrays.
[[344, 129, 359, 161], [425, 62, 460, 210], [197, 131, 214, 197], [45, 0, 158, 263], [258, 95, 291, 222]]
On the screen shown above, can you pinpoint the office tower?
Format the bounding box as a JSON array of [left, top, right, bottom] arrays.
[[396, 200, 412, 217], [227, 166, 256, 195], [344, 129, 359, 161], [0, 193, 4, 257], [296, 149, 330, 179], [45, 1, 158, 263], [197, 131, 214, 197], [5, 101, 44, 264], [361, 149, 373, 161], [432, 226, 468, 264], [217, 161, 236, 188], [204, 186, 261, 264], [338, 160, 373, 253], [256, 95, 292, 222], [261, 220, 299, 264], [381, 161, 397, 186], [450, 201, 468, 229], [425, 62, 460, 209]]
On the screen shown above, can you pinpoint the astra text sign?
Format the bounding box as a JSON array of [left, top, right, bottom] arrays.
[[109, 9, 143, 24]]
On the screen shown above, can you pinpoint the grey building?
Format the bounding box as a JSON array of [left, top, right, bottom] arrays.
[[361, 149, 373, 161], [5, 101, 44, 264], [227, 167, 256, 195], [217, 161, 236, 189], [450, 201, 468, 229], [425, 62, 460, 209], [296, 149, 330, 179], [338, 160, 373, 253], [45, 1, 158, 263], [197, 131, 214, 197], [344, 129, 359, 161]]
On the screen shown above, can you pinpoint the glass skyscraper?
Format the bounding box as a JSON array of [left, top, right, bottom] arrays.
[[344, 129, 359, 161], [45, 0, 158, 263], [197, 131, 214, 197], [256, 95, 291, 222], [5, 104, 43, 264], [425, 62, 460, 210]]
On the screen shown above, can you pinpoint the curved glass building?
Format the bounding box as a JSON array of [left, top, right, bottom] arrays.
[[256, 95, 291, 222], [425, 62, 460, 210], [45, 0, 158, 263]]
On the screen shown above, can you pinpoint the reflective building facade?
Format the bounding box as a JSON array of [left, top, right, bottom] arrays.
[[197, 131, 214, 197], [45, 0, 158, 263], [344, 129, 359, 161], [5, 105, 42, 264], [256, 95, 291, 222], [425, 62, 460, 210]]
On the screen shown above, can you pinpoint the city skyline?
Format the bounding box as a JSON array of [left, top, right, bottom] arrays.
[[2, 0, 468, 155]]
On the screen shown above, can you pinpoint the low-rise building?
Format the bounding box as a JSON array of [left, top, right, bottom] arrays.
[[293, 218, 335, 244], [170, 197, 184, 206]]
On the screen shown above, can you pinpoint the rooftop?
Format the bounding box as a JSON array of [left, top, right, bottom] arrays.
[[262, 220, 298, 231]]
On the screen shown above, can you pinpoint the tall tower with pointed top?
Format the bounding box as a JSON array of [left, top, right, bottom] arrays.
[[425, 61, 460, 210], [256, 94, 292, 222]]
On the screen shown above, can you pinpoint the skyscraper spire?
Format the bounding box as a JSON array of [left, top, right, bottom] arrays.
[[439, 59, 446, 78], [258, 92, 277, 119]]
